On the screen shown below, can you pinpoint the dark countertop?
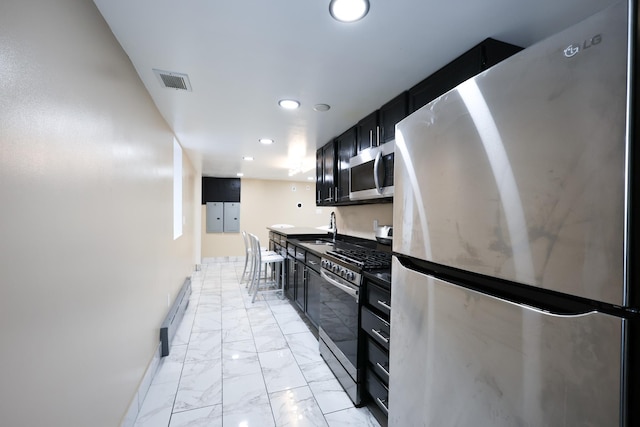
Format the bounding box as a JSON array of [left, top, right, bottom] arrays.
[[268, 226, 330, 238]]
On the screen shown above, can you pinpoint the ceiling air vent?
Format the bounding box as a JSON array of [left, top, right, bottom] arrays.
[[153, 69, 192, 91]]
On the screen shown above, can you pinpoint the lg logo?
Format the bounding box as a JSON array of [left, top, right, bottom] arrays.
[[564, 34, 602, 58]]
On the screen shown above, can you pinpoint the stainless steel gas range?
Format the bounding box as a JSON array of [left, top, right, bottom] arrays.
[[318, 244, 391, 405]]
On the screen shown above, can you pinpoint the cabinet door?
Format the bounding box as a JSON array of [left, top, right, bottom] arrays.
[[223, 202, 240, 232], [379, 92, 408, 144], [295, 262, 306, 311], [357, 110, 379, 151], [322, 140, 336, 203], [335, 126, 357, 203], [205, 202, 223, 233], [305, 267, 322, 327], [316, 148, 323, 206], [286, 258, 296, 300]]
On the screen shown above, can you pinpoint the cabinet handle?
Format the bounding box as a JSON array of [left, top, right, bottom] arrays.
[[375, 362, 390, 377], [369, 129, 373, 147], [317, 190, 321, 202], [376, 125, 380, 146], [371, 329, 389, 344], [376, 397, 389, 415], [308, 260, 318, 266], [334, 186, 338, 200], [377, 300, 391, 311]]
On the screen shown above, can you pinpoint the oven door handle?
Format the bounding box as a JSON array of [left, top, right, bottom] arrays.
[[321, 270, 359, 300]]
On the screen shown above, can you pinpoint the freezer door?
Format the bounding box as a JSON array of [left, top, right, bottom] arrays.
[[393, 1, 628, 305], [389, 258, 623, 427]]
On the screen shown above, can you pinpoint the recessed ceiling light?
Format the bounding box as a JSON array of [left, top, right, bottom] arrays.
[[314, 104, 331, 112], [329, 0, 370, 23], [243, 156, 254, 161], [236, 172, 244, 177], [307, 176, 315, 181], [259, 138, 274, 145], [278, 99, 300, 110]]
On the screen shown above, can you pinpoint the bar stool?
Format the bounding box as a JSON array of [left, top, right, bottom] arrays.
[[248, 233, 284, 303], [240, 231, 275, 285]]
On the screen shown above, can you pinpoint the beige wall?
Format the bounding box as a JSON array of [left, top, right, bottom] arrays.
[[202, 179, 332, 257], [335, 203, 394, 240], [0, 1, 195, 426]]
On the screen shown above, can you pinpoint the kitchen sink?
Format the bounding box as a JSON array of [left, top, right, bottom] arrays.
[[309, 240, 334, 246]]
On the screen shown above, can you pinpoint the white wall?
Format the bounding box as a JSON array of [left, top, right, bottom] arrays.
[[0, 1, 195, 425]]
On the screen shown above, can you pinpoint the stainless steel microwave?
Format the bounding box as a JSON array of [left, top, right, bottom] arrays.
[[349, 141, 394, 200]]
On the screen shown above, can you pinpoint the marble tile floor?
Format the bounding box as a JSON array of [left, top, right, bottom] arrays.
[[134, 260, 381, 427]]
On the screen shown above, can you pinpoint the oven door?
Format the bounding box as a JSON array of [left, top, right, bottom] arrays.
[[319, 269, 360, 378], [349, 141, 394, 200]]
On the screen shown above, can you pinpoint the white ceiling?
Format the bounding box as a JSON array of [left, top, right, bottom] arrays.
[[92, 0, 616, 181]]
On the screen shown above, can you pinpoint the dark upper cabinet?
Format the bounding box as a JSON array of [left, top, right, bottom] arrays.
[[408, 38, 522, 113], [316, 139, 336, 206], [201, 177, 241, 204], [357, 92, 408, 154], [379, 91, 408, 144], [357, 110, 380, 152], [323, 140, 336, 203], [335, 126, 357, 203], [316, 149, 323, 205]]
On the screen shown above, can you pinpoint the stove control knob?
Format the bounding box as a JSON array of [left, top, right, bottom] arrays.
[[332, 265, 340, 273], [347, 271, 355, 281], [340, 269, 346, 278]]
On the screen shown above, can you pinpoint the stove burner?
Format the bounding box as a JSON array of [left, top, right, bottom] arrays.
[[326, 248, 391, 270]]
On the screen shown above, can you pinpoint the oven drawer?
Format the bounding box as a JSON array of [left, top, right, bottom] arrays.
[[366, 369, 389, 416], [365, 282, 391, 317], [361, 306, 390, 350], [366, 337, 389, 385]]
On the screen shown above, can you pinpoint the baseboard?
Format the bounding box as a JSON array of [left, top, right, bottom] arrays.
[[202, 256, 244, 264], [120, 343, 162, 427]]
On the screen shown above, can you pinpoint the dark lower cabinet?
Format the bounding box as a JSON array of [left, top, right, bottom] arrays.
[[294, 259, 305, 311], [286, 256, 295, 300], [361, 278, 391, 427], [305, 254, 322, 327]]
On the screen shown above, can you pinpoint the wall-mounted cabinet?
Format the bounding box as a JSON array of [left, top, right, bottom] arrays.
[[335, 126, 357, 203], [206, 202, 240, 233], [202, 177, 240, 204], [316, 140, 336, 206], [408, 38, 522, 113], [357, 110, 380, 152], [379, 91, 408, 145]]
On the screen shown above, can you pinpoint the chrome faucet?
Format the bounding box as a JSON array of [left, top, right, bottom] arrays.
[[329, 211, 337, 243]]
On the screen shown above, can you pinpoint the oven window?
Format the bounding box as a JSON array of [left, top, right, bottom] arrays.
[[320, 279, 359, 368]]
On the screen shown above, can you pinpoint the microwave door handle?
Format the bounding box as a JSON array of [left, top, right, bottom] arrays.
[[373, 151, 383, 195]]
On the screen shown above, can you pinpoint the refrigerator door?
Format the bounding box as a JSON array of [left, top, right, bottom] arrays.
[[389, 258, 623, 427], [393, 0, 628, 305]]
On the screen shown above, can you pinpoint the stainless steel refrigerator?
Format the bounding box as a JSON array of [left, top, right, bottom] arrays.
[[390, 1, 639, 425]]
